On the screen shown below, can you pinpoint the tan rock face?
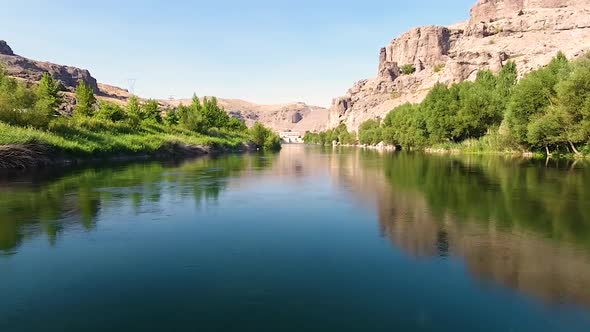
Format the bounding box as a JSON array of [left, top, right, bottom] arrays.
[[382, 26, 455, 71], [328, 0, 590, 131], [470, 0, 590, 24]]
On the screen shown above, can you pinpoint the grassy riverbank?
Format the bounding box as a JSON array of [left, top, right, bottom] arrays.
[[0, 120, 247, 155], [0, 68, 281, 168]]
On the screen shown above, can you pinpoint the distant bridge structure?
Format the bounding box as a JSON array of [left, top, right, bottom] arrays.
[[279, 131, 304, 144]]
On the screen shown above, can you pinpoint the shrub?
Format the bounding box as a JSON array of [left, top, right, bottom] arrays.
[[264, 133, 282, 151], [401, 64, 416, 75], [249, 122, 281, 151], [96, 102, 127, 122], [433, 64, 445, 73], [227, 116, 247, 132]]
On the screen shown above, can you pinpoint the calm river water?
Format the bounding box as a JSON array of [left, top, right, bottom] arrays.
[[1, 145, 590, 331]]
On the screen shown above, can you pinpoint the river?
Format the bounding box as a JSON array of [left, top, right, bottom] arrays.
[[1, 145, 590, 331]]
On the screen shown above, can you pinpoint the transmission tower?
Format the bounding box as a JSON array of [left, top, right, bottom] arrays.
[[127, 78, 137, 95]]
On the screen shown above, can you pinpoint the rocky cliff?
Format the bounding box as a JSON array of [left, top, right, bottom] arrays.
[[328, 0, 590, 130]]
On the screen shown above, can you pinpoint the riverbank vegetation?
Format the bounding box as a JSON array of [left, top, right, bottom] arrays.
[[303, 123, 357, 145], [0, 154, 277, 252], [0, 67, 280, 167], [305, 53, 590, 158], [377, 152, 590, 250]]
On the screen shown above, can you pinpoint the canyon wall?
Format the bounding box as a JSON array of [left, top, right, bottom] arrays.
[[328, 0, 590, 130]]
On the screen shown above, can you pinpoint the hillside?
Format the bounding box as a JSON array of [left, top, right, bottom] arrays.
[[0, 40, 328, 133], [328, 0, 590, 130]]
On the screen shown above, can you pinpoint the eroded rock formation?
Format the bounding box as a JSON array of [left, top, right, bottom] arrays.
[[328, 0, 590, 130]]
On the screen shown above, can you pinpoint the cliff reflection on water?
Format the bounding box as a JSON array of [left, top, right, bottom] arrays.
[[1, 146, 590, 309], [329, 148, 590, 308]]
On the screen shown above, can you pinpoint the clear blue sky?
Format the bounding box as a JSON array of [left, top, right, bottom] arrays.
[[1, 0, 474, 106]]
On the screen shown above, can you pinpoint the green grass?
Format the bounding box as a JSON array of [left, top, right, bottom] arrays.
[[426, 131, 583, 159], [0, 117, 248, 157]]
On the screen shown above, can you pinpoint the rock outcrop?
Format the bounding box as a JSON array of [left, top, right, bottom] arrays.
[[0, 40, 99, 93], [328, 0, 590, 130], [0, 40, 14, 56]]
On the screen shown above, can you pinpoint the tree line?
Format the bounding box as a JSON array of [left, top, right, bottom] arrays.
[[305, 52, 590, 156]]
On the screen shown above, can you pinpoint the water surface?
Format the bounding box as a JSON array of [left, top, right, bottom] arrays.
[[1, 146, 590, 331]]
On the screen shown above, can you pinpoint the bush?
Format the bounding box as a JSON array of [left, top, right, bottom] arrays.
[[0, 70, 54, 129], [249, 122, 281, 151], [433, 64, 445, 73], [358, 119, 383, 145], [227, 116, 247, 132], [264, 133, 282, 151], [401, 64, 416, 75], [96, 102, 127, 122]]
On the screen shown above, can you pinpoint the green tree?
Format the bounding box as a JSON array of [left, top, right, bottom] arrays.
[[0, 67, 36, 126], [496, 61, 518, 99], [383, 103, 427, 148], [126, 96, 142, 118], [358, 119, 383, 145], [177, 97, 206, 133], [555, 55, 590, 154], [527, 107, 567, 154], [35, 73, 62, 117], [74, 80, 96, 117], [506, 53, 569, 146], [201, 97, 230, 130], [250, 122, 270, 147], [164, 109, 180, 126], [422, 83, 459, 143], [143, 99, 162, 122], [264, 133, 282, 151], [249, 122, 281, 151]]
